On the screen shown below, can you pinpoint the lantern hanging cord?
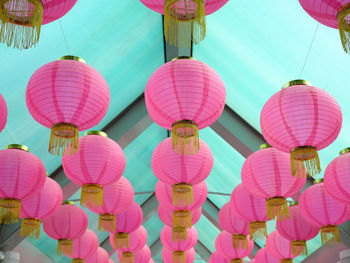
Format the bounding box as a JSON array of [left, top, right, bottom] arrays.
[[58, 19, 71, 54], [4, 128, 18, 144]]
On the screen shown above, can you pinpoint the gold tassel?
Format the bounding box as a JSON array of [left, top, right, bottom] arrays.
[[172, 120, 199, 155], [249, 221, 267, 241], [321, 225, 340, 245], [173, 251, 186, 263], [121, 252, 134, 263], [81, 184, 103, 207], [173, 226, 187, 241], [72, 259, 84, 263], [266, 197, 290, 220], [338, 3, 350, 54], [232, 234, 248, 250], [20, 217, 41, 239], [291, 240, 308, 256], [98, 214, 116, 232], [49, 123, 79, 156], [114, 233, 129, 250], [173, 210, 192, 228], [172, 183, 193, 207], [290, 146, 320, 177], [57, 239, 73, 255], [0, 198, 21, 224], [230, 259, 243, 263], [281, 260, 293, 263]]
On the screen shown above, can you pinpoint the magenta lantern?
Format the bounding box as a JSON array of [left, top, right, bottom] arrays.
[[20, 177, 63, 239], [230, 184, 268, 241], [152, 137, 213, 207], [299, 180, 350, 245], [0, 93, 7, 133], [109, 226, 147, 254], [266, 230, 300, 262], [162, 247, 195, 263], [87, 177, 134, 232], [26, 57, 110, 156], [62, 131, 125, 208], [118, 245, 151, 263], [161, 225, 198, 251], [85, 247, 109, 263], [0, 144, 46, 224], [255, 248, 280, 263], [209, 251, 231, 263], [260, 80, 342, 178], [145, 57, 226, 155]]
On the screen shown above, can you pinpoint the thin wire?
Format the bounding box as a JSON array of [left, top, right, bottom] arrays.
[[4, 127, 17, 143], [58, 19, 71, 54]]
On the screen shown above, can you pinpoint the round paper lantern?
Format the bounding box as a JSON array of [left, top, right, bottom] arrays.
[[152, 137, 213, 207], [161, 225, 198, 253], [26, 56, 110, 156], [0, 93, 7, 133], [0, 144, 46, 224], [145, 57, 226, 155], [109, 260, 115, 263], [118, 245, 151, 263], [109, 226, 147, 254], [20, 177, 62, 239], [299, 180, 350, 245], [218, 203, 249, 250], [62, 131, 125, 207], [276, 203, 319, 256], [255, 248, 280, 263], [266, 230, 300, 262], [230, 184, 268, 241], [260, 80, 342, 177], [241, 144, 306, 220], [87, 177, 134, 232], [86, 247, 109, 263], [0, 0, 77, 49], [43, 201, 88, 255], [162, 247, 195, 263], [209, 251, 231, 263]]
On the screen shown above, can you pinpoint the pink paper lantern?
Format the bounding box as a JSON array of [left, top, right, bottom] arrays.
[[149, 260, 154, 263], [0, 144, 46, 224], [230, 184, 268, 241], [109, 226, 147, 253], [161, 225, 198, 251], [64, 229, 99, 261], [255, 248, 280, 263], [0, 93, 7, 133], [209, 251, 231, 263], [86, 247, 109, 263], [62, 131, 125, 208], [109, 260, 115, 263], [299, 180, 350, 245], [276, 203, 319, 256], [26, 56, 110, 156], [260, 80, 342, 177], [87, 177, 134, 232], [20, 177, 63, 239], [118, 245, 151, 263], [162, 247, 195, 263], [266, 230, 300, 261], [218, 203, 249, 249], [152, 137, 213, 207], [145, 57, 226, 155]]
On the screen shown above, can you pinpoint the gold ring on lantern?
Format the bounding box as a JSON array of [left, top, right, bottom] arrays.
[[313, 178, 324, 184], [281, 79, 312, 89], [259, 143, 271, 150], [171, 56, 196, 61], [58, 55, 86, 63], [6, 144, 29, 152], [84, 130, 108, 137], [339, 147, 350, 155], [289, 201, 298, 207], [62, 200, 75, 205]]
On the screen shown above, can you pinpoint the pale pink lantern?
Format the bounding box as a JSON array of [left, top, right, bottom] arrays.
[[152, 137, 213, 207], [230, 184, 268, 241], [26, 56, 110, 156], [87, 177, 134, 232], [218, 203, 249, 250], [255, 248, 280, 263], [162, 247, 195, 263], [0, 93, 7, 133], [20, 177, 63, 239], [118, 245, 151, 263], [209, 251, 231, 263], [0, 144, 46, 224], [62, 131, 126, 208], [145, 57, 226, 155], [241, 144, 306, 220], [85, 247, 109, 263], [266, 231, 300, 262], [260, 80, 342, 178], [299, 180, 350, 245], [148, 260, 154, 263], [43, 201, 88, 255], [109, 260, 115, 263], [276, 203, 319, 256]]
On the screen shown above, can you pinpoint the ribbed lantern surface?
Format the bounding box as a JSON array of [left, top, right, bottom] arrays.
[[266, 230, 300, 260], [255, 248, 280, 263], [118, 246, 151, 263], [109, 226, 147, 252], [64, 229, 99, 261], [162, 247, 195, 263], [85, 247, 109, 263], [0, 93, 7, 133], [209, 251, 231, 263], [161, 225, 198, 250]]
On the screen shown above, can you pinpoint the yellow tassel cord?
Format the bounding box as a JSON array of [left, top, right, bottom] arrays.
[[291, 240, 308, 256], [49, 123, 79, 156], [321, 225, 340, 245], [232, 234, 248, 250], [173, 226, 187, 241], [0, 198, 21, 224], [72, 259, 84, 263], [266, 197, 290, 221], [290, 146, 320, 178], [249, 221, 267, 241], [20, 217, 41, 239], [57, 239, 73, 256], [173, 251, 186, 263], [172, 183, 193, 207], [338, 3, 350, 53], [114, 233, 129, 250], [230, 259, 243, 263], [121, 252, 134, 263], [98, 213, 116, 232], [281, 260, 293, 263], [173, 210, 192, 228], [172, 120, 199, 155], [81, 184, 103, 208]]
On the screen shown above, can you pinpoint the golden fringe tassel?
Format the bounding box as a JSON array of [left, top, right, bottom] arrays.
[[57, 239, 73, 255], [173, 251, 186, 263], [20, 217, 41, 239], [72, 259, 84, 263], [49, 123, 79, 156], [281, 259, 293, 263], [231, 259, 243, 263], [121, 252, 134, 263], [290, 146, 320, 177], [173, 210, 192, 228], [232, 234, 248, 250], [321, 225, 340, 245], [266, 197, 290, 221], [338, 3, 350, 54], [249, 221, 267, 241], [98, 214, 116, 232], [173, 226, 187, 241], [291, 240, 308, 256], [81, 184, 103, 207], [172, 120, 199, 155], [0, 198, 21, 224], [172, 183, 193, 207], [114, 233, 129, 250]]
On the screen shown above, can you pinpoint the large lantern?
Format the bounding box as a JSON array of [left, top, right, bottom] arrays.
[[0, 144, 46, 223], [118, 246, 151, 263], [266, 230, 301, 262], [26, 57, 110, 156], [145, 57, 226, 155], [255, 248, 280, 263], [85, 247, 109, 263], [260, 80, 342, 177], [299, 180, 350, 244], [0, 93, 7, 133], [241, 144, 306, 220], [162, 247, 195, 263], [62, 131, 126, 207], [152, 137, 213, 207]]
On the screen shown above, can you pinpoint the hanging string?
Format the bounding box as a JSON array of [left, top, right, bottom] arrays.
[[58, 19, 71, 54], [4, 128, 18, 144]]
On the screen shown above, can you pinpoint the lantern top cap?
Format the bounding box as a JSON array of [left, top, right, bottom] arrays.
[[171, 56, 196, 61], [314, 178, 324, 184], [6, 144, 30, 152], [58, 55, 86, 64], [62, 201, 75, 205], [289, 201, 298, 206], [340, 147, 350, 155], [260, 143, 271, 150], [84, 130, 108, 137], [282, 79, 312, 89]]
